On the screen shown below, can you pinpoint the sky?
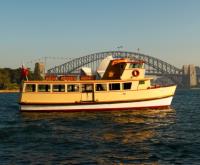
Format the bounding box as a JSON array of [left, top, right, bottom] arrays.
[[0, 0, 200, 69]]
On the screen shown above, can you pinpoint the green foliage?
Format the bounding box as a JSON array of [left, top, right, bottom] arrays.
[[6, 83, 19, 90], [0, 68, 11, 89], [0, 67, 43, 89], [0, 68, 31, 89]]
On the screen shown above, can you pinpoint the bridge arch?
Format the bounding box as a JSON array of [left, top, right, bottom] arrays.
[[47, 51, 183, 86]]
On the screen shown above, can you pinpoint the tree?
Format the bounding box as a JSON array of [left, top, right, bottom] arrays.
[[0, 69, 11, 89]]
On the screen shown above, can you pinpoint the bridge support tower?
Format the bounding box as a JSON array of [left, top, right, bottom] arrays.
[[182, 65, 197, 88], [34, 62, 45, 80]]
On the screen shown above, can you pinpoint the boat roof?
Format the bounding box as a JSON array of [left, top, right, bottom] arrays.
[[23, 77, 153, 84], [111, 58, 145, 66]]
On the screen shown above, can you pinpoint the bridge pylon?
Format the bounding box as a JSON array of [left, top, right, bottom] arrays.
[[182, 65, 197, 88]]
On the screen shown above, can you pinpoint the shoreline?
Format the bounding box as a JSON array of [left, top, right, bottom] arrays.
[[0, 90, 19, 93]]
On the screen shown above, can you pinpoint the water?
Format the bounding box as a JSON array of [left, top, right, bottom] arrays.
[[0, 89, 200, 164]]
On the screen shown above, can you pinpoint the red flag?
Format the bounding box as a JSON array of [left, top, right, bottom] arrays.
[[21, 65, 29, 80]]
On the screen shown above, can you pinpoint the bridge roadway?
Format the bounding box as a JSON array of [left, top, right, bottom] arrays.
[[46, 51, 187, 87]]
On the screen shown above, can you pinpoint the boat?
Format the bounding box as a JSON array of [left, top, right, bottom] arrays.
[[19, 57, 177, 112]]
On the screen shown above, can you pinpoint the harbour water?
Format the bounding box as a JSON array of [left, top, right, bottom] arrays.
[[0, 89, 200, 164]]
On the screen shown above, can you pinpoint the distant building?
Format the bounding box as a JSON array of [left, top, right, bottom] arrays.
[[195, 66, 200, 85], [34, 62, 45, 80], [182, 65, 197, 88]]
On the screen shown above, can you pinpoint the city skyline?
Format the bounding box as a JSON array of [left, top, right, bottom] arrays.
[[0, 0, 200, 69]]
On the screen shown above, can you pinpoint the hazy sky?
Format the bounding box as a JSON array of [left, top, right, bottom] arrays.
[[0, 0, 200, 69]]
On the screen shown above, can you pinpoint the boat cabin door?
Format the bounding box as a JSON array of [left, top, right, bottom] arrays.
[[81, 84, 94, 102]]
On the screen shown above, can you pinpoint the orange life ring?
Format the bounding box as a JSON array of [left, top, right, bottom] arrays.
[[132, 70, 140, 77]]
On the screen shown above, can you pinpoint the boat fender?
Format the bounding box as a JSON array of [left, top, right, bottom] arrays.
[[132, 70, 140, 77]]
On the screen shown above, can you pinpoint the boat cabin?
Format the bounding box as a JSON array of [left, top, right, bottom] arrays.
[[21, 58, 152, 102], [102, 58, 145, 80]]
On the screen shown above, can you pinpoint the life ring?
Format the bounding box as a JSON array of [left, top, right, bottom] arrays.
[[132, 69, 140, 77]]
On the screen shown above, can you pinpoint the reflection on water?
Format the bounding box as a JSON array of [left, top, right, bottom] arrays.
[[101, 108, 175, 146], [21, 108, 175, 145], [21, 108, 175, 121]]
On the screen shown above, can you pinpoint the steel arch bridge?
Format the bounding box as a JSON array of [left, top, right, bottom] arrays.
[[47, 51, 183, 86]]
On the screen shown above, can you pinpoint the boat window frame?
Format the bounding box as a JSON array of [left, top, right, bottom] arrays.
[[52, 84, 65, 92], [38, 84, 51, 92], [25, 84, 36, 92], [81, 84, 93, 93], [95, 83, 107, 92], [129, 63, 143, 69], [122, 82, 132, 90], [109, 83, 121, 91], [139, 80, 145, 85], [67, 84, 80, 92]]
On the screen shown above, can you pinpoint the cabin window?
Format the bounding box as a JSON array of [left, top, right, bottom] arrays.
[[82, 84, 93, 92], [25, 84, 36, 92], [123, 82, 132, 90], [52, 84, 65, 92], [139, 80, 145, 85], [67, 84, 79, 92], [95, 84, 107, 91], [109, 83, 120, 91], [38, 84, 51, 92], [129, 63, 142, 68]]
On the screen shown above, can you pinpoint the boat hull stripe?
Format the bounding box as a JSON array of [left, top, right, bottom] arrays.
[[20, 96, 173, 112], [19, 95, 173, 105]]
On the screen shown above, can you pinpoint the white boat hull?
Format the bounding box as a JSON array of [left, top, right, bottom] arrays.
[[20, 96, 173, 112]]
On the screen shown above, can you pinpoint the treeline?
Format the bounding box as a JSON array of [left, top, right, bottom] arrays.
[[0, 68, 34, 89]]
